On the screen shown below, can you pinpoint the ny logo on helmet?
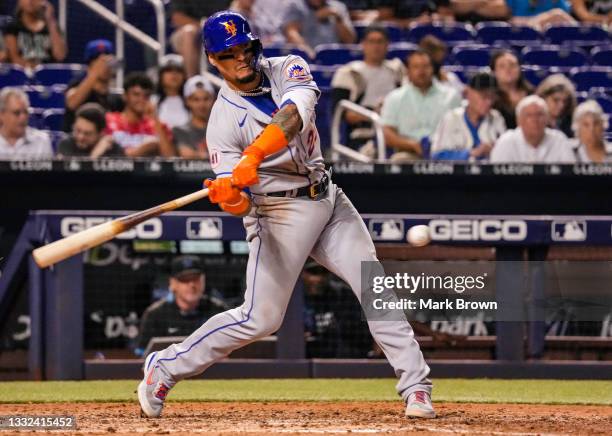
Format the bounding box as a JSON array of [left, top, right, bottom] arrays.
[[220, 20, 238, 37]]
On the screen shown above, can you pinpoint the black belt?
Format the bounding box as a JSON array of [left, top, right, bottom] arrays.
[[265, 173, 330, 200]]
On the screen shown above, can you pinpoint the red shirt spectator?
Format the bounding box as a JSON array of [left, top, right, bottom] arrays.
[[104, 73, 175, 157], [105, 112, 172, 152]]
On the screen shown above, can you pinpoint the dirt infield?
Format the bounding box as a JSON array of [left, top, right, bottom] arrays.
[[1, 402, 611, 435]]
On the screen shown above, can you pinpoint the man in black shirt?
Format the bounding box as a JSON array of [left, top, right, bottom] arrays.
[[135, 256, 228, 356], [63, 39, 123, 132], [57, 103, 124, 158]]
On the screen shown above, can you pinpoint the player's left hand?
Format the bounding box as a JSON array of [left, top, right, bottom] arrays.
[[231, 150, 263, 188], [204, 178, 242, 204]]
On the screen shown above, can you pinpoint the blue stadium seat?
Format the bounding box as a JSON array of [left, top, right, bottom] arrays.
[[521, 46, 588, 68], [25, 86, 66, 109], [589, 87, 612, 98], [310, 65, 337, 90], [33, 64, 86, 86], [451, 45, 491, 67], [315, 44, 362, 66], [522, 66, 559, 87], [571, 68, 612, 92], [407, 23, 475, 45], [476, 22, 542, 46], [591, 47, 612, 67], [594, 96, 612, 114], [42, 109, 65, 131], [544, 24, 610, 46], [354, 21, 403, 42], [262, 44, 312, 62], [0, 64, 30, 87], [28, 108, 45, 129], [387, 42, 418, 62], [575, 91, 589, 104]]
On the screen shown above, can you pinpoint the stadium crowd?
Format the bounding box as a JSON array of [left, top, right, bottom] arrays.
[[0, 0, 610, 162]]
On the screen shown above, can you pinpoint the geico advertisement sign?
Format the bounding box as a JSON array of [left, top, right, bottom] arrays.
[[60, 217, 163, 239], [429, 219, 527, 241]]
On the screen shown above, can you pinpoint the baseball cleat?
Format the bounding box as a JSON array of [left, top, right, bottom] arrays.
[[405, 391, 436, 419], [137, 352, 172, 418]]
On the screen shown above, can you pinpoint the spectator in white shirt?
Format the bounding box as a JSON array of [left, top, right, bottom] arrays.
[[431, 72, 506, 161], [153, 54, 190, 129], [331, 25, 404, 148], [490, 95, 574, 163], [0, 87, 53, 159], [570, 100, 612, 163]]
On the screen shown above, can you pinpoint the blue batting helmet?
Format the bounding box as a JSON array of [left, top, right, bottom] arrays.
[[202, 11, 262, 57]]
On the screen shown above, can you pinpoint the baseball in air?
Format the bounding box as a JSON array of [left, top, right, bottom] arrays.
[[406, 225, 431, 247]]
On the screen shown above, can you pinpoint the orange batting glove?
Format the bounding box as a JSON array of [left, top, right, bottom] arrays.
[[204, 178, 252, 217], [204, 178, 241, 204], [231, 124, 289, 188]]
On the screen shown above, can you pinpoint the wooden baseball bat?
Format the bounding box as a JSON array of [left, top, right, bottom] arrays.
[[32, 188, 209, 269]]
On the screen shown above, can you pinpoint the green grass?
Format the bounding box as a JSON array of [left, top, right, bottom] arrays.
[[0, 379, 610, 405]]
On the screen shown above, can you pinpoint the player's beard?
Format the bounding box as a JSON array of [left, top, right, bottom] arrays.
[[236, 70, 258, 85]]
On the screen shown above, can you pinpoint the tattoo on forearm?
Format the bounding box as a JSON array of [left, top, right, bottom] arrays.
[[271, 104, 302, 141]]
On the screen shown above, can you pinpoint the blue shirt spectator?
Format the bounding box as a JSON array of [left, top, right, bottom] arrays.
[[507, 0, 571, 17]]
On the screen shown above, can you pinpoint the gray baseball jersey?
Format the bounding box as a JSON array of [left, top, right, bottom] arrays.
[[207, 55, 325, 193], [151, 55, 432, 403]]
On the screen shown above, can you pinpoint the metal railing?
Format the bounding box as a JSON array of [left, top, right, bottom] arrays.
[[58, 0, 166, 88], [331, 99, 386, 163]]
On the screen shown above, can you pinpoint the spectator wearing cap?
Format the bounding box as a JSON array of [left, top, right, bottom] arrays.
[[380, 50, 461, 161], [283, 0, 356, 60], [173, 75, 216, 159], [535, 73, 577, 138], [570, 100, 612, 163], [105, 72, 175, 157], [153, 54, 190, 129], [0, 87, 53, 158], [431, 72, 506, 161], [135, 255, 228, 356], [4, 0, 67, 68], [490, 95, 574, 163], [330, 26, 404, 149], [57, 103, 124, 158], [63, 39, 123, 132]]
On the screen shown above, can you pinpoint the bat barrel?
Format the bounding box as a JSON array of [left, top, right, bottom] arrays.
[[32, 188, 209, 268], [32, 220, 122, 268]]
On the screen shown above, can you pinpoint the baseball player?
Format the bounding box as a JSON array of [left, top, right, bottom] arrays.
[[138, 10, 434, 419]]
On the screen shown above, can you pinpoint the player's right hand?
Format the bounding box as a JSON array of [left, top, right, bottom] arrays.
[[204, 178, 242, 204]]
